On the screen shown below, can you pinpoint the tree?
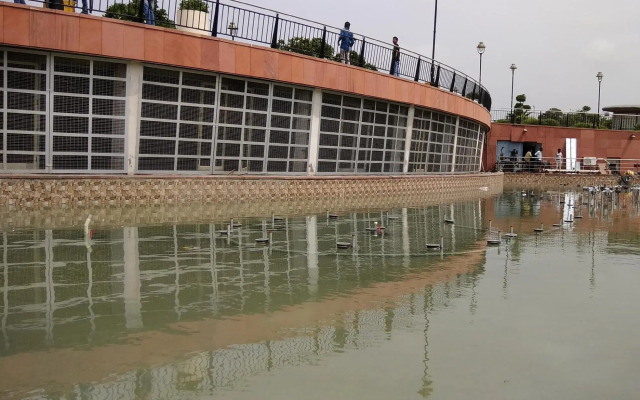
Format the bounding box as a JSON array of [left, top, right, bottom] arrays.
[[104, 0, 175, 29], [581, 106, 591, 113], [511, 94, 531, 123]]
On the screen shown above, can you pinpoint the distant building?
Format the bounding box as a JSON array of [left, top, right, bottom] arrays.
[[601, 105, 640, 130]]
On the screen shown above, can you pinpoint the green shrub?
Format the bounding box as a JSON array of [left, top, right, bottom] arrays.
[[540, 118, 560, 126], [601, 119, 612, 129], [572, 122, 593, 128], [104, 0, 176, 28], [522, 117, 539, 125], [278, 37, 334, 58], [179, 0, 209, 12], [633, 123, 640, 131]]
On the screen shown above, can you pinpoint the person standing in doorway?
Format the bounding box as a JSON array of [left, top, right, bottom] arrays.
[[337, 22, 354, 64], [555, 148, 563, 170], [390, 37, 400, 76], [524, 150, 532, 172]]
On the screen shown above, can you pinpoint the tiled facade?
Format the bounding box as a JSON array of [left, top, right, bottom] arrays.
[[0, 3, 490, 127], [504, 172, 621, 189], [0, 174, 503, 229]]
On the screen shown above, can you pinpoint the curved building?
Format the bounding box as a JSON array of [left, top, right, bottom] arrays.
[[0, 2, 490, 176]]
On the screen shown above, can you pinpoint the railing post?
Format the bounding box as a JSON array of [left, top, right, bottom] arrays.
[[211, 0, 220, 37], [565, 113, 569, 127], [539, 112, 542, 125], [359, 38, 366, 67], [137, 0, 145, 23], [271, 14, 280, 49], [461, 77, 467, 97], [449, 72, 456, 92], [414, 57, 421, 82], [319, 26, 327, 58], [434, 65, 441, 87], [430, 63, 436, 85]]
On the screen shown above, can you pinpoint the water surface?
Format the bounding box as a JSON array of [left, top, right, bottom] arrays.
[[1, 190, 639, 399]]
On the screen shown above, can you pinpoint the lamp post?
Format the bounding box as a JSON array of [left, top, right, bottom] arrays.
[[596, 71, 603, 114], [477, 42, 485, 88], [228, 22, 238, 41], [430, 0, 438, 82], [510, 64, 517, 118]]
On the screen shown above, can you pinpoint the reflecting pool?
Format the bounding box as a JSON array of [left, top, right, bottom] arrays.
[[1, 190, 640, 399]]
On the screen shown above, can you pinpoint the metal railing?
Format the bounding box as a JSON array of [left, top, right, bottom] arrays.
[[15, 0, 492, 111], [495, 155, 640, 176], [491, 109, 612, 129]]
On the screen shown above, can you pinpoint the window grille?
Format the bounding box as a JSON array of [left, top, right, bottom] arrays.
[[1, 50, 48, 172], [409, 108, 456, 173], [0, 49, 486, 176], [51, 56, 127, 172], [138, 69, 311, 174], [454, 119, 483, 172], [138, 67, 216, 172], [216, 78, 312, 174], [318, 93, 408, 174]]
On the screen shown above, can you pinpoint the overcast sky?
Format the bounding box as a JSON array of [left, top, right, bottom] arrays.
[[246, 0, 640, 113]]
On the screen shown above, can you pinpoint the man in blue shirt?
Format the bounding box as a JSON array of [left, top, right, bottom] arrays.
[[337, 22, 354, 64]]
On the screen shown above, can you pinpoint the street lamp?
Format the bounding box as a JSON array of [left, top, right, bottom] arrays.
[[430, 0, 438, 83], [228, 21, 238, 41], [596, 71, 603, 114], [510, 64, 517, 117], [477, 42, 485, 88]]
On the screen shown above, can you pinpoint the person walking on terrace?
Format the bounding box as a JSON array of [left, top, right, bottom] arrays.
[[555, 148, 563, 170], [144, 0, 155, 25], [337, 22, 354, 64], [390, 36, 400, 76], [81, 0, 93, 14]]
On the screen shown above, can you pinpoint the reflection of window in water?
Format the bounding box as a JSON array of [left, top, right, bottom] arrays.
[[1, 204, 488, 398], [493, 191, 542, 218]]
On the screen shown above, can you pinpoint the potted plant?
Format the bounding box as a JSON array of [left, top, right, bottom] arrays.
[[176, 0, 210, 35]]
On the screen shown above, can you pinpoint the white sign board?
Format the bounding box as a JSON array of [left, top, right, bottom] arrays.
[[565, 138, 577, 171]]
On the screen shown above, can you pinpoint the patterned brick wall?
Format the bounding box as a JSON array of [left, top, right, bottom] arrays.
[[0, 174, 503, 229], [504, 173, 623, 189]]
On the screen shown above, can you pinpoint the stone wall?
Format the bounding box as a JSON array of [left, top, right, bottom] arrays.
[[504, 172, 622, 189], [0, 174, 503, 230]]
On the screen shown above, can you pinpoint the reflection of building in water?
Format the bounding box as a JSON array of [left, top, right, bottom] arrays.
[[1, 204, 485, 355], [0, 204, 486, 397], [49, 284, 466, 399]]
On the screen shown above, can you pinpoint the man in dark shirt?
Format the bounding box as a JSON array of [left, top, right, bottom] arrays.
[[390, 37, 400, 76]]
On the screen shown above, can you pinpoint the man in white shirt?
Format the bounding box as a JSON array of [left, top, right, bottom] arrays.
[[534, 148, 543, 172]]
